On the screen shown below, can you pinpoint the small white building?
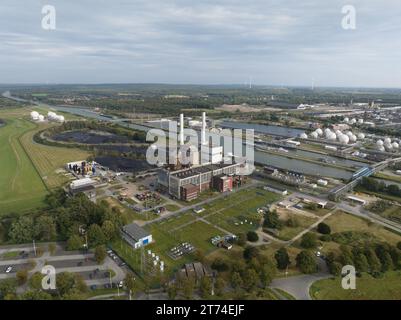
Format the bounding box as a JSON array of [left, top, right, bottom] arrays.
[[121, 223, 152, 249]]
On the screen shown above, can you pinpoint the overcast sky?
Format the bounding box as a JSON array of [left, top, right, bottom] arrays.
[[1, 0, 401, 87]]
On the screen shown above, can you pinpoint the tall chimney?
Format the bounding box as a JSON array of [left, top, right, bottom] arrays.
[[180, 113, 184, 145], [202, 112, 206, 145]]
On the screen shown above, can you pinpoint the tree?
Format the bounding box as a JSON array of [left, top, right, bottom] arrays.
[[66, 235, 83, 251], [211, 258, 229, 272], [124, 273, 136, 295], [296, 250, 318, 274], [167, 283, 178, 300], [247, 231, 259, 242], [243, 246, 259, 261], [263, 210, 282, 229], [20, 290, 52, 300], [199, 277, 212, 298], [376, 245, 394, 272], [317, 222, 331, 235], [364, 248, 382, 274], [0, 279, 17, 300], [16, 269, 28, 286], [87, 224, 106, 247], [180, 277, 195, 300], [259, 259, 277, 288], [28, 272, 44, 290], [57, 272, 87, 297], [8, 216, 34, 243], [354, 253, 369, 273], [101, 220, 118, 242], [275, 247, 291, 270], [339, 245, 354, 266], [230, 272, 243, 289], [214, 277, 226, 296], [94, 245, 107, 264], [300, 233, 318, 249], [243, 269, 259, 291], [328, 261, 342, 276], [34, 216, 57, 241]]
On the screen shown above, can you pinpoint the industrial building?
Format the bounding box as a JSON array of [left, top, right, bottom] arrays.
[[157, 161, 245, 201], [121, 223, 152, 249], [69, 178, 96, 195]]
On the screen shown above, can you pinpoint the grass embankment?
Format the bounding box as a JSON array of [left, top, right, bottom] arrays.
[[310, 271, 401, 300]]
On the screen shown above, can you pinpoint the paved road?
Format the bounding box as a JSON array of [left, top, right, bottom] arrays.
[[270, 257, 331, 300]]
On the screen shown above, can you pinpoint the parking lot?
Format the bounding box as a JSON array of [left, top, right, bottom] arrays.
[[0, 243, 126, 289]]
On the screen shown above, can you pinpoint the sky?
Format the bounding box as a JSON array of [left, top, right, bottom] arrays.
[[1, 0, 401, 87]]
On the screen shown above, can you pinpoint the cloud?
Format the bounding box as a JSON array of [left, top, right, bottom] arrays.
[[0, 0, 401, 87]]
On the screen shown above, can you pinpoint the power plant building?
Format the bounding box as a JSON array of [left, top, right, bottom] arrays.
[[158, 161, 244, 200]]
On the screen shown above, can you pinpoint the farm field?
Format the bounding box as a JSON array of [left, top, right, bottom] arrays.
[[310, 271, 401, 300]]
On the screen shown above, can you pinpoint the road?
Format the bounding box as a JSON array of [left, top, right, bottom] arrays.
[[270, 257, 331, 300]]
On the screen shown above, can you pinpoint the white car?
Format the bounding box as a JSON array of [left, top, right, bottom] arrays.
[[316, 251, 321, 257], [5, 266, 12, 273], [118, 281, 124, 288]]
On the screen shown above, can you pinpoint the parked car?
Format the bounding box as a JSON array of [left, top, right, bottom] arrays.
[[5, 266, 13, 273], [90, 285, 97, 290]]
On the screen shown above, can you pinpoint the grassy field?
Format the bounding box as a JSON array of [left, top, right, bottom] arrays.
[[310, 271, 401, 300], [203, 188, 281, 234], [275, 215, 318, 241], [0, 116, 48, 215], [323, 210, 401, 246], [0, 108, 91, 215], [19, 122, 90, 189]]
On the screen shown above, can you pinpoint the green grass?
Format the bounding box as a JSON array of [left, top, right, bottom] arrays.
[[310, 271, 401, 300], [0, 116, 48, 215], [203, 188, 281, 234], [1, 251, 20, 259], [275, 215, 318, 241], [0, 108, 93, 215], [273, 288, 296, 300]]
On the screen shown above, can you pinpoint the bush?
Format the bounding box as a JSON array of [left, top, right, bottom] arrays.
[[211, 258, 229, 272], [320, 234, 332, 242], [243, 246, 260, 261], [247, 231, 259, 242], [300, 233, 318, 249], [317, 222, 331, 235], [296, 250, 318, 274], [286, 217, 299, 228]]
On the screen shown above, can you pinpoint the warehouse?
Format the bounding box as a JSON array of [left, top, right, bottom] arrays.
[[69, 178, 96, 195], [121, 223, 152, 249]]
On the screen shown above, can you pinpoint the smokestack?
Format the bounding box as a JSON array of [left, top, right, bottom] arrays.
[[180, 113, 184, 145], [202, 112, 206, 145]]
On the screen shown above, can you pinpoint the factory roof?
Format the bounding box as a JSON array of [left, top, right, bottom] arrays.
[[122, 223, 150, 242], [171, 161, 241, 179]]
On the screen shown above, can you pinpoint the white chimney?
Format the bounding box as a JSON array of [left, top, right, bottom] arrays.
[[180, 113, 184, 145], [202, 112, 206, 145]]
